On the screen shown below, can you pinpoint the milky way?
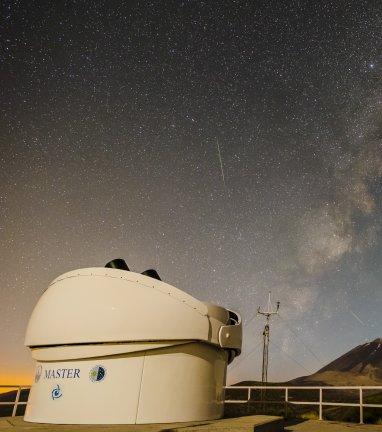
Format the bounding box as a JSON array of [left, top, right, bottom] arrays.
[[0, 1, 381, 384]]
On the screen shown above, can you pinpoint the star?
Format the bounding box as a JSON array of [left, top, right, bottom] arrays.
[[1, 0, 381, 386]]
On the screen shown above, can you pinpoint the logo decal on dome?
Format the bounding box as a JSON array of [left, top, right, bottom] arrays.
[[89, 365, 106, 382], [35, 365, 42, 383], [51, 384, 62, 400]]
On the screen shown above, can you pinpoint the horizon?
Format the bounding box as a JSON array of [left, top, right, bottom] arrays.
[[0, 317, 380, 387], [1, 335, 381, 387]]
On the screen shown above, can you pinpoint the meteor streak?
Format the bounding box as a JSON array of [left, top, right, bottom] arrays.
[[349, 309, 365, 326], [216, 139, 226, 188]]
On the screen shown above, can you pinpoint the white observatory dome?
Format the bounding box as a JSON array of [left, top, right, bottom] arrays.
[[24, 260, 242, 425]]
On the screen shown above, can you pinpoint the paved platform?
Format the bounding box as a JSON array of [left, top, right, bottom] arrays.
[[285, 420, 382, 432], [4, 417, 382, 431], [0, 416, 284, 431]]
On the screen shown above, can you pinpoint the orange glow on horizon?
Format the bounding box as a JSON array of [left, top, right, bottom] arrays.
[[0, 372, 32, 387]]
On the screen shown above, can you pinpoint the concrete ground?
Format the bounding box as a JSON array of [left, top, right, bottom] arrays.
[[0, 415, 283, 431], [1, 417, 382, 431], [285, 420, 382, 432]]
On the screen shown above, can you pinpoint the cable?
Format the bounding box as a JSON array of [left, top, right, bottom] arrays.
[[277, 313, 324, 364], [228, 336, 262, 372], [269, 339, 312, 374], [238, 307, 317, 378], [242, 312, 257, 328], [245, 312, 324, 366]]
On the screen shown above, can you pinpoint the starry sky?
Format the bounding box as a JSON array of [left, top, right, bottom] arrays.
[[1, 0, 381, 386]]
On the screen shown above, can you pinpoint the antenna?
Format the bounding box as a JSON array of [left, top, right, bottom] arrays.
[[257, 292, 280, 385]]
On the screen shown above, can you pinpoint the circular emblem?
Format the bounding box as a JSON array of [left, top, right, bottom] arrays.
[[35, 365, 42, 383], [51, 384, 62, 400], [89, 365, 106, 382]]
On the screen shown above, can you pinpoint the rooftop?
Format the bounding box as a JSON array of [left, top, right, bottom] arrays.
[[0, 415, 283, 431], [1, 417, 382, 432]]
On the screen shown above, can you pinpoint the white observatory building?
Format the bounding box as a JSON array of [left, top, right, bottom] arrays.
[[24, 259, 242, 424]]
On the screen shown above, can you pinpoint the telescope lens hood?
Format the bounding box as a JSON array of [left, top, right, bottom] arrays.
[[105, 258, 130, 271], [141, 269, 161, 280]]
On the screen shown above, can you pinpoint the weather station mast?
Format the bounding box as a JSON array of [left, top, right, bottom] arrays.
[[257, 292, 280, 385]]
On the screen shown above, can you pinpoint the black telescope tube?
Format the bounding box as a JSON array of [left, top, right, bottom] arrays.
[[141, 269, 161, 281], [105, 258, 130, 271]]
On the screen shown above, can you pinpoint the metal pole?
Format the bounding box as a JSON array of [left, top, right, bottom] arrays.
[[359, 387, 363, 424], [258, 293, 280, 387], [261, 321, 270, 384], [319, 388, 323, 421], [257, 293, 280, 414], [285, 387, 288, 418], [12, 387, 21, 417]]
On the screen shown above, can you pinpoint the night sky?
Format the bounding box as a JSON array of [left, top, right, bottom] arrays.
[[1, 1, 381, 385]]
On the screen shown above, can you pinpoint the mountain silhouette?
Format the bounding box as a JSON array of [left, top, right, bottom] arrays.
[[291, 337, 382, 386]]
